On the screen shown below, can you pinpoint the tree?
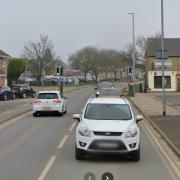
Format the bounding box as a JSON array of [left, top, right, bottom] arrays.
[[8, 58, 27, 85], [105, 49, 124, 80], [23, 35, 55, 83], [69, 46, 132, 81], [69, 47, 93, 81], [84, 47, 102, 81], [136, 32, 162, 60]]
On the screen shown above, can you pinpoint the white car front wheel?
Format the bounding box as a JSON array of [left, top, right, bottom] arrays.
[[75, 146, 86, 160], [130, 145, 140, 161]]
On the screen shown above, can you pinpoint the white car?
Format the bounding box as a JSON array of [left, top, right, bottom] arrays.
[[73, 97, 143, 161], [33, 91, 67, 117]]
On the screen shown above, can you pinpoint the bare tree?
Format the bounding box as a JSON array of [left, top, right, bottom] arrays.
[[23, 35, 55, 83], [69, 46, 133, 81], [136, 32, 162, 60], [69, 47, 93, 81]]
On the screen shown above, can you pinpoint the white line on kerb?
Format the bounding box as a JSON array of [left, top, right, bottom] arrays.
[[68, 122, 77, 131], [58, 135, 69, 149], [38, 156, 56, 180], [142, 121, 180, 180]]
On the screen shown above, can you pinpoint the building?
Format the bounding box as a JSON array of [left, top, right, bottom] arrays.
[[0, 50, 10, 86], [145, 38, 180, 92]]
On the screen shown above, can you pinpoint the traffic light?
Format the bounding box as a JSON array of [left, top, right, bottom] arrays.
[[56, 67, 60, 74], [126, 67, 132, 76], [56, 66, 63, 75], [129, 67, 132, 75]]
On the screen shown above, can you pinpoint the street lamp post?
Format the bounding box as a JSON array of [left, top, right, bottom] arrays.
[[128, 12, 136, 96], [161, 0, 166, 116]]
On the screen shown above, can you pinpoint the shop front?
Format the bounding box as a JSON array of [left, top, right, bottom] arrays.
[[148, 71, 176, 91]]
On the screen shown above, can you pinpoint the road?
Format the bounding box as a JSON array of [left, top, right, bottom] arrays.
[[0, 86, 177, 180]]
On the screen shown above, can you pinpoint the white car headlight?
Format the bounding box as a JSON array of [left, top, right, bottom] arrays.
[[78, 126, 91, 137], [125, 127, 138, 138]]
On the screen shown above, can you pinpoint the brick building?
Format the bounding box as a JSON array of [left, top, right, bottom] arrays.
[[146, 38, 180, 91], [0, 50, 10, 86]]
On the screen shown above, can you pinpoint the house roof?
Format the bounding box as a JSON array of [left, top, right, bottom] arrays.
[[147, 38, 180, 57], [0, 50, 9, 57]]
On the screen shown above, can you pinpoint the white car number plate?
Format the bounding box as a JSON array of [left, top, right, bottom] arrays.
[[43, 107, 51, 111], [97, 142, 118, 148]]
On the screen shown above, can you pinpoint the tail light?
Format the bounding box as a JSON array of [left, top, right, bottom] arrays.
[[53, 99, 61, 104], [34, 99, 41, 104], [96, 91, 100, 97]]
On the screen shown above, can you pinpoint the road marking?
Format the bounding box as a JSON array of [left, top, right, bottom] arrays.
[[68, 122, 77, 131], [58, 135, 69, 149], [134, 108, 179, 179], [0, 111, 31, 130], [141, 121, 180, 180], [38, 156, 56, 180]]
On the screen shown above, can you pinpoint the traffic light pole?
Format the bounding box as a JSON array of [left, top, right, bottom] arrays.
[[60, 67, 64, 96]]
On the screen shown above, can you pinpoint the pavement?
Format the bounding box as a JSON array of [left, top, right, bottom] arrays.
[[129, 92, 180, 158]]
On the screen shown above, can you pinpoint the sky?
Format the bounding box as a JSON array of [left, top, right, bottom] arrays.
[[0, 0, 180, 62]]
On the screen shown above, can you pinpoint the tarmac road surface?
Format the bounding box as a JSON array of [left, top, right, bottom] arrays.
[[0, 85, 177, 180]]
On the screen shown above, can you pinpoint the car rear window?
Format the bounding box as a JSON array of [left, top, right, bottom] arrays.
[[37, 93, 59, 99], [84, 103, 132, 120]]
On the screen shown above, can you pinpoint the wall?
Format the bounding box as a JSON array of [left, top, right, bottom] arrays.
[[148, 71, 176, 91]]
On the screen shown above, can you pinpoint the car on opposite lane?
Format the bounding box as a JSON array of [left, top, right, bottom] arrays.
[[95, 88, 122, 97], [33, 91, 67, 117], [73, 97, 143, 161], [96, 81, 114, 90]]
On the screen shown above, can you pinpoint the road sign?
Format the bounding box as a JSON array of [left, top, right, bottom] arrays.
[[154, 60, 172, 68]]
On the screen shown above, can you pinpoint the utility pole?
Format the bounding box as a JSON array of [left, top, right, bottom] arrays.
[[161, 0, 166, 116], [128, 12, 136, 96]]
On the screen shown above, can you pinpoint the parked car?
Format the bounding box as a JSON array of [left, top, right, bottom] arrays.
[[0, 86, 16, 101], [33, 91, 67, 117], [73, 97, 143, 161], [11, 84, 36, 98]]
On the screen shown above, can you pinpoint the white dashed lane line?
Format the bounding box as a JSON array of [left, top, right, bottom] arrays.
[[58, 135, 69, 149], [68, 122, 77, 132], [37, 122, 76, 180], [38, 156, 56, 180]]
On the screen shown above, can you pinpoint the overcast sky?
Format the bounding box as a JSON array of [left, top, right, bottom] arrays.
[[0, 0, 180, 62]]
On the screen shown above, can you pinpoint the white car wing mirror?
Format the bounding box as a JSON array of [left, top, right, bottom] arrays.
[[73, 114, 81, 122], [136, 115, 143, 123]]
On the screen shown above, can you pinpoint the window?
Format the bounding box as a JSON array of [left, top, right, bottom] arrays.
[[37, 93, 59, 99], [84, 103, 132, 120], [154, 76, 171, 89]]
